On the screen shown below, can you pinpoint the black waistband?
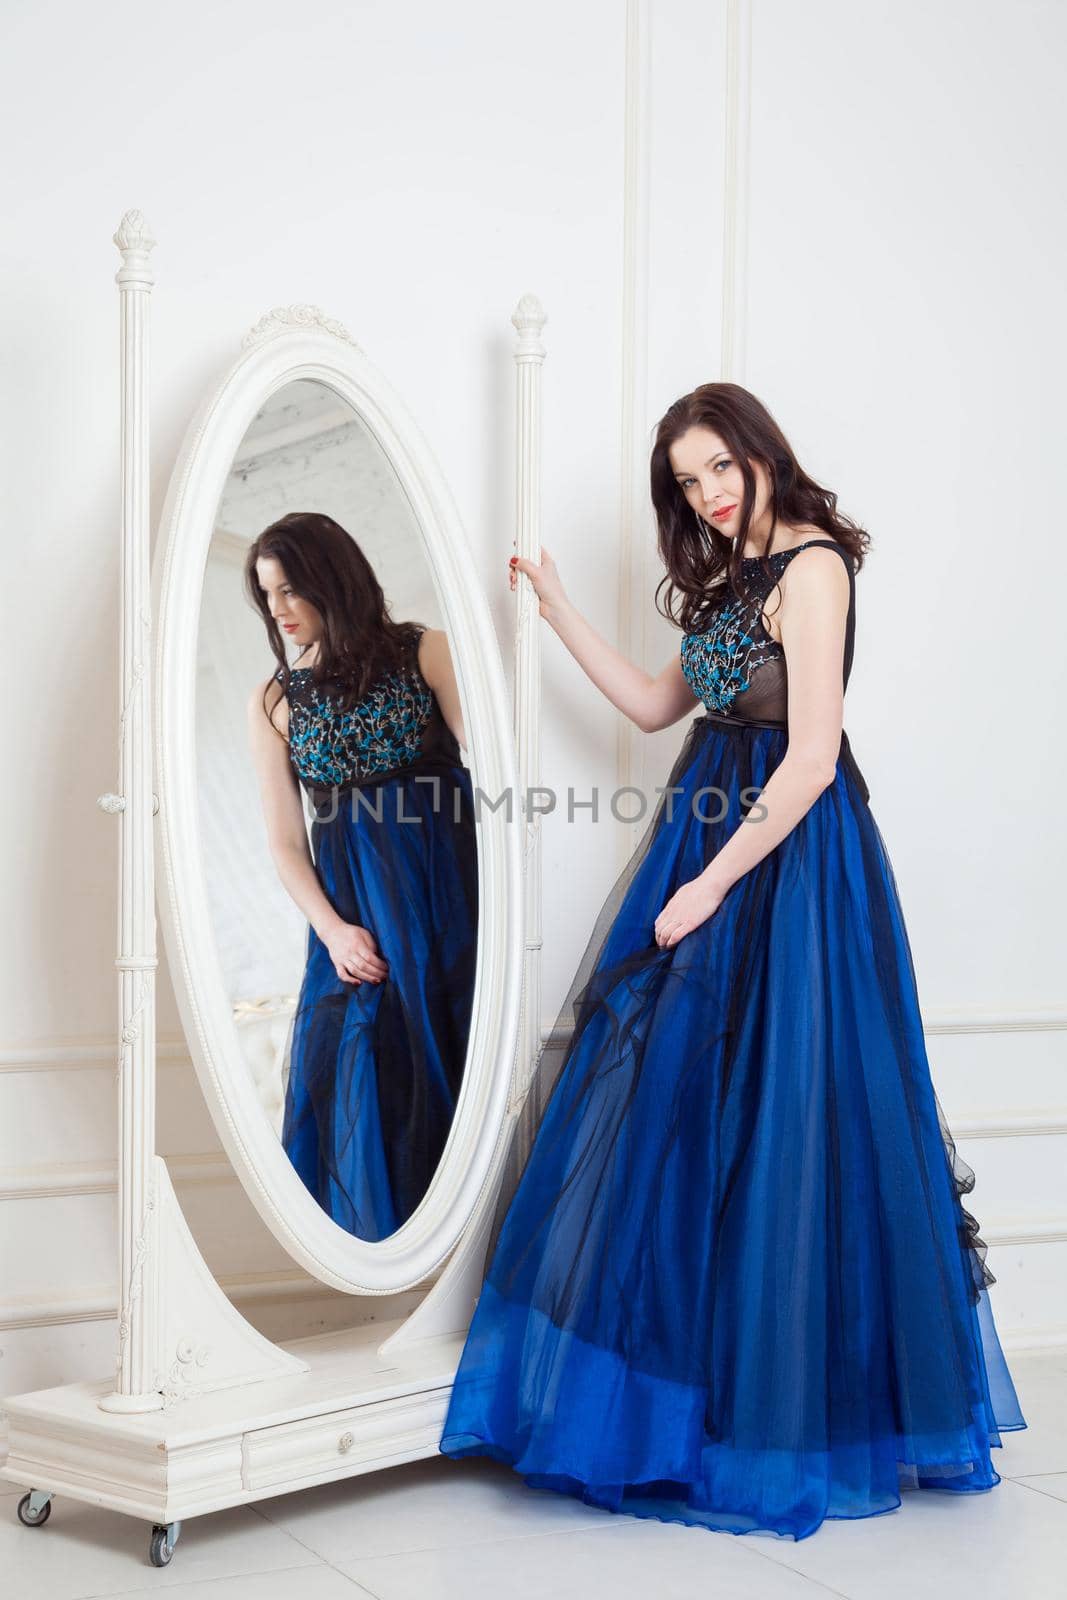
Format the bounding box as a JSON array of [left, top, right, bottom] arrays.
[[700, 710, 787, 733], [695, 711, 870, 804]]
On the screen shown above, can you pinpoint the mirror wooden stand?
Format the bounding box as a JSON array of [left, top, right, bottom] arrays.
[[0, 213, 544, 1569]]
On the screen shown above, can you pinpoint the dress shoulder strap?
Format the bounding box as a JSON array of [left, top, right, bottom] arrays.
[[782, 538, 854, 574], [780, 540, 857, 688], [406, 624, 431, 682]]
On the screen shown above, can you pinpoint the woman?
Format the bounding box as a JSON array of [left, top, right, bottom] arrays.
[[245, 512, 479, 1242], [438, 383, 1026, 1539]]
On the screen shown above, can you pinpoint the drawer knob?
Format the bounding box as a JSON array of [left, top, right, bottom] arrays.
[[337, 1431, 354, 1454]]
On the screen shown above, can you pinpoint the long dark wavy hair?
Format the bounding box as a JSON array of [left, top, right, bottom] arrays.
[[244, 511, 425, 732], [651, 383, 870, 634]]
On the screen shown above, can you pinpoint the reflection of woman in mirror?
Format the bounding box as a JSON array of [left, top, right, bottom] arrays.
[[245, 511, 478, 1242], [440, 383, 1025, 1538]]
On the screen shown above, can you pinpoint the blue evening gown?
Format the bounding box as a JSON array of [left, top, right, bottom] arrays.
[[439, 540, 1026, 1539], [277, 624, 478, 1242]]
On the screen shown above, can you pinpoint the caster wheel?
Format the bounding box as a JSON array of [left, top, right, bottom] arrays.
[[17, 1492, 52, 1527], [149, 1526, 172, 1566], [149, 1521, 181, 1566]]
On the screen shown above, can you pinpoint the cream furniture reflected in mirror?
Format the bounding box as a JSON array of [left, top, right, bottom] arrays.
[[0, 213, 546, 1569]]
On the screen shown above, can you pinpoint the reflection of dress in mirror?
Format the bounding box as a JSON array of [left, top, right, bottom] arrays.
[[245, 512, 479, 1243]]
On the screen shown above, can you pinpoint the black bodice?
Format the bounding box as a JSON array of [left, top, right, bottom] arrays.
[[679, 539, 856, 724]]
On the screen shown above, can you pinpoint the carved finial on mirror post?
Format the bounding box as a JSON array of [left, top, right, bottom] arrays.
[[511, 293, 547, 357], [113, 210, 156, 284]]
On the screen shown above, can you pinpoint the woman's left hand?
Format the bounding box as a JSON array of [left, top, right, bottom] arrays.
[[654, 873, 725, 948]]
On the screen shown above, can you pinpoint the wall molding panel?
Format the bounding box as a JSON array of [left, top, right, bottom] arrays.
[[0, 1154, 237, 1201], [720, 0, 753, 383], [0, 1038, 190, 1074], [542, 1007, 1067, 1049], [922, 1008, 1067, 1035], [615, 0, 652, 869], [0, 1271, 348, 1334]]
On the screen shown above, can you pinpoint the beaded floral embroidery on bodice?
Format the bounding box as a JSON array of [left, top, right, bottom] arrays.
[[679, 539, 855, 723], [278, 627, 436, 787]]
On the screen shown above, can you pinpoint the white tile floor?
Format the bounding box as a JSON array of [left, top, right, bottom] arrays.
[[4, 1348, 1065, 1600]]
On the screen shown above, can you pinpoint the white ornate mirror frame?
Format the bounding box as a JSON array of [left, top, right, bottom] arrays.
[[0, 213, 546, 1568], [154, 305, 522, 1296]]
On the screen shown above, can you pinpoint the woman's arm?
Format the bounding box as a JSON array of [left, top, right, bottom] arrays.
[[653, 546, 851, 947], [246, 678, 347, 942], [512, 547, 699, 732], [417, 627, 467, 751], [245, 679, 388, 980]]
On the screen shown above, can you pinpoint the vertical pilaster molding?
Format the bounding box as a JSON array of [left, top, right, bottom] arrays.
[[102, 211, 160, 1409], [721, 0, 753, 382], [508, 295, 547, 1136], [616, 0, 652, 867]]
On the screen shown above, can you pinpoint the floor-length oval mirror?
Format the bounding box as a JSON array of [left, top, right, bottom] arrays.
[[156, 320, 521, 1295]]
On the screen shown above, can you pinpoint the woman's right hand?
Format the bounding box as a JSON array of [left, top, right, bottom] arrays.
[[509, 545, 568, 619], [325, 922, 389, 987]]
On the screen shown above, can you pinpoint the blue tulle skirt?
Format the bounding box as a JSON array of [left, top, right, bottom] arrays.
[[439, 712, 1026, 1539], [282, 762, 478, 1241]]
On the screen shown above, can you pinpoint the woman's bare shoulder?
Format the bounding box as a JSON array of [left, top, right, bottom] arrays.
[[779, 540, 852, 608]]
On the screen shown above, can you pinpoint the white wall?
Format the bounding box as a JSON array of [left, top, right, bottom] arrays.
[[1, 0, 1063, 1405], [737, 0, 1067, 1347]]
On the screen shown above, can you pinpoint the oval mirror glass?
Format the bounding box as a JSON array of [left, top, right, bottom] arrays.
[[196, 378, 479, 1243]]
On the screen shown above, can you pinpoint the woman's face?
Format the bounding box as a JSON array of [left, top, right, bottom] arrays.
[[256, 556, 322, 646], [668, 425, 772, 539]]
